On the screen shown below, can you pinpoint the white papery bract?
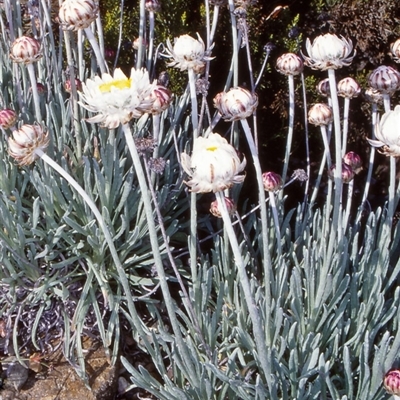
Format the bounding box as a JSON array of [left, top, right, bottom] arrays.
[[302, 33, 355, 70], [59, 0, 99, 31], [368, 105, 400, 157], [165, 33, 212, 73], [276, 53, 304, 76], [8, 124, 50, 165], [181, 133, 246, 193], [79, 68, 156, 129], [213, 87, 258, 121], [368, 65, 400, 95], [10, 36, 42, 64]]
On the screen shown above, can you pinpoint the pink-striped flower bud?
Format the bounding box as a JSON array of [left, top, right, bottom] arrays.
[[390, 39, 400, 63], [368, 65, 400, 94], [64, 78, 83, 93], [262, 171, 283, 192], [148, 85, 173, 115], [10, 36, 42, 64], [8, 124, 50, 166], [384, 369, 400, 395], [276, 53, 304, 76], [59, 0, 99, 31], [337, 77, 361, 99], [308, 103, 333, 126], [328, 163, 354, 183], [145, 0, 161, 12], [343, 151, 362, 174], [316, 78, 330, 97], [214, 87, 258, 121], [0, 109, 17, 129], [364, 87, 384, 104], [210, 197, 236, 218]]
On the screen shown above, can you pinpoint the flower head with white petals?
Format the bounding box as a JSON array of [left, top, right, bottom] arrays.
[[181, 133, 246, 193], [79, 68, 156, 129], [368, 105, 400, 157], [164, 33, 213, 73], [302, 33, 355, 70]]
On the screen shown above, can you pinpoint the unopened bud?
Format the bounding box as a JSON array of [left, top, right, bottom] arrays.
[[328, 163, 354, 183], [368, 65, 400, 94], [337, 77, 361, 99], [262, 171, 283, 192], [210, 197, 236, 218], [276, 53, 304, 76], [308, 103, 333, 126], [343, 151, 362, 173], [384, 369, 400, 396]]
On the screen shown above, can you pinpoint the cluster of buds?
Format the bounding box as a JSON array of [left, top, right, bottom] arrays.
[[214, 87, 258, 121], [210, 197, 236, 218], [262, 171, 283, 192], [308, 103, 333, 126]]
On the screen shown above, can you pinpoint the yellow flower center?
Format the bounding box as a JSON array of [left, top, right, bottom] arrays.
[[99, 78, 131, 93], [206, 146, 218, 151]]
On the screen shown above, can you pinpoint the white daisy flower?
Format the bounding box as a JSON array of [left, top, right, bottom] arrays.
[[79, 68, 156, 129], [181, 133, 246, 193]]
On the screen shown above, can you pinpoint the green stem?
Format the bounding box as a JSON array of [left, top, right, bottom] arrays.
[[328, 68, 342, 243], [215, 190, 270, 382], [240, 119, 273, 338], [84, 27, 107, 74], [341, 97, 350, 157], [146, 11, 155, 73], [188, 68, 199, 286], [122, 123, 198, 382], [26, 63, 42, 123], [268, 191, 281, 257], [281, 74, 295, 185], [136, 0, 146, 69]]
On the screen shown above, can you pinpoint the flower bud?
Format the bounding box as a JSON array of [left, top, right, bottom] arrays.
[[214, 87, 258, 121], [210, 197, 236, 218], [148, 85, 173, 114], [384, 369, 400, 395], [0, 109, 17, 129], [368, 65, 400, 94], [316, 78, 330, 97], [276, 53, 304, 76], [262, 171, 283, 192], [145, 0, 161, 12], [391, 39, 400, 63], [64, 78, 83, 93], [343, 151, 362, 174], [308, 103, 333, 126], [10, 36, 42, 64], [59, 0, 99, 31], [328, 163, 354, 183], [364, 87, 383, 104], [35, 82, 46, 95], [132, 37, 148, 50], [337, 77, 361, 99], [8, 124, 50, 166]]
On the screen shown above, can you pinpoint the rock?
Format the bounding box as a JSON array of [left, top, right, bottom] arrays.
[[17, 337, 118, 400]]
